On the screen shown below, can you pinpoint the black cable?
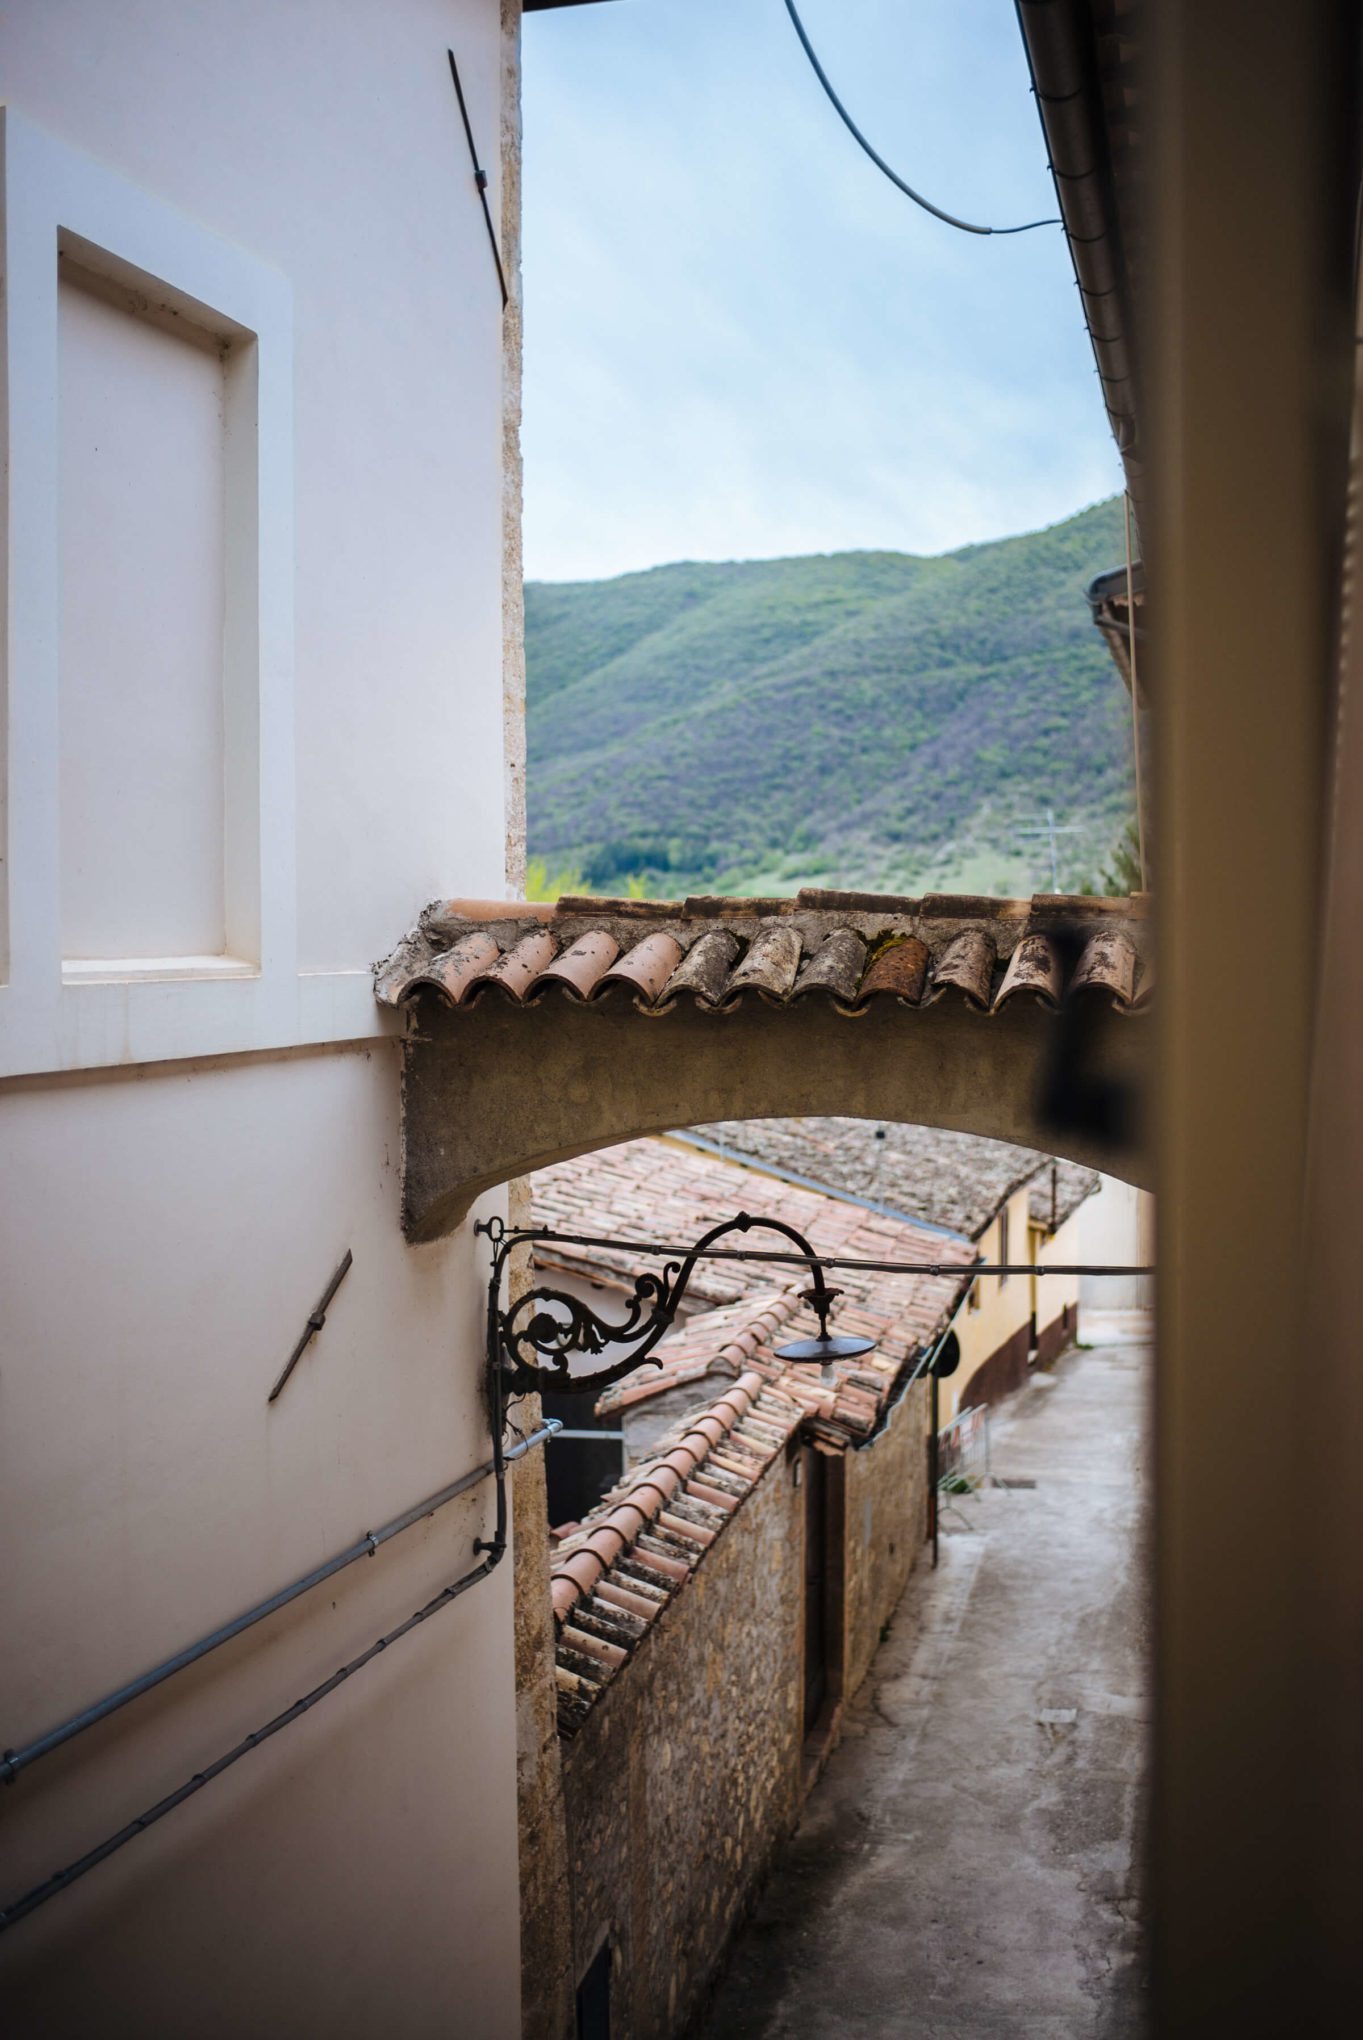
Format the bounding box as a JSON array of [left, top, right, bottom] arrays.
[[782, 0, 1060, 237], [448, 46, 509, 308]]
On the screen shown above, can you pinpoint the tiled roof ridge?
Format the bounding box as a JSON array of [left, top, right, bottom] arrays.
[[549, 1319, 955, 1734], [593, 1287, 805, 1414], [664, 1127, 976, 1247], [551, 1366, 811, 1735], [533, 1137, 977, 1426], [549, 1366, 778, 1628], [687, 1117, 1099, 1246], [1025, 1156, 1103, 1231], [374, 889, 1152, 1017]]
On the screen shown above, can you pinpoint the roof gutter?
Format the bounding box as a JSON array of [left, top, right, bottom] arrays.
[[1015, 0, 1142, 513]]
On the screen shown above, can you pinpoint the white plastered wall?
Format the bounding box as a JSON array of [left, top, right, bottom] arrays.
[[0, 2, 523, 2030], [1034, 1207, 1083, 1339], [1077, 1174, 1155, 1343], [0, 1051, 518, 2036]]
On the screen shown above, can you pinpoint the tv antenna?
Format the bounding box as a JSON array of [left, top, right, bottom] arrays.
[[1016, 809, 1086, 892]]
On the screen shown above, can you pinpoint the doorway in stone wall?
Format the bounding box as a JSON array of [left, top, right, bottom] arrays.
[[802, 1446, 845, 1742]]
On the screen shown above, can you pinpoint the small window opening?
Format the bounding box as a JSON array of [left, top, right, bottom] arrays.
[[576, 1940, 612, 2040]]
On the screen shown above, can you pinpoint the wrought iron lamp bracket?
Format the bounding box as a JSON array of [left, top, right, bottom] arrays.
[[475, 1210, 861, 1400]]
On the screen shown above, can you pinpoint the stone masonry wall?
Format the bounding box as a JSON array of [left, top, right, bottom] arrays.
[[842, 1376, 930, 1702], [560, 1450, 805, 2039]]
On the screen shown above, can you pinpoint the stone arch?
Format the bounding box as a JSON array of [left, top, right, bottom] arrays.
[[401, 992, 1150, 1241]]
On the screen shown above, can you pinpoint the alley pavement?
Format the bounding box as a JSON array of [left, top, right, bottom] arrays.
[[697, 1342, 1149, 2039]]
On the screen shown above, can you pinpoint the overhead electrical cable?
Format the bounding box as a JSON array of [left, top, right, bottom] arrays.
[[782, 0, 1060, 237]]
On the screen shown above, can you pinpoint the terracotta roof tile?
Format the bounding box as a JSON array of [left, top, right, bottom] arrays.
[[601, 931, 685, 1002], [374, 892, 1151, 1017], [549, 1363, 807, 1732], [858, 934, 931, 1004], [533, 1136, 973, 1330], [689, 1117, 1101, 1242], [530, 929, 619, 1001], [996, 931, 1064, 1008], [928, 927, 995, 1008]]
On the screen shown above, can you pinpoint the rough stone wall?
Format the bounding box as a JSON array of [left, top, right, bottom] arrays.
[[842, 1379, 930, 1701], [561, 1454, 806, 2039], [509, 1177, 577, 2040]]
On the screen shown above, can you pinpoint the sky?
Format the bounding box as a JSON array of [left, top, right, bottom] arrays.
[[520, 0, 1123, 585]]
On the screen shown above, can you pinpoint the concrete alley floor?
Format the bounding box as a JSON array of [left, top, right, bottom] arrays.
[[698, 1342, 1150, 2040]]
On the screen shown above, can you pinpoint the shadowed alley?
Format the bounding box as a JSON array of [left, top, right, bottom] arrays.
[[698, 1342, 1149, 2039]]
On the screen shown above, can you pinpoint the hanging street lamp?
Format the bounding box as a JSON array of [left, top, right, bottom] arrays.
[[476, 1210, 878, 1401]]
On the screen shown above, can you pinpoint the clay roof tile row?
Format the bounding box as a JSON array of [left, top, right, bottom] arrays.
[[548, 1368, 805, 1732], [374, 889, 1151, 1018]]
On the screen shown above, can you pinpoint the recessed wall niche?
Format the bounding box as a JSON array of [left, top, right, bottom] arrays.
[[58, 258, 232, 967], [1, 108, 297, 1073]]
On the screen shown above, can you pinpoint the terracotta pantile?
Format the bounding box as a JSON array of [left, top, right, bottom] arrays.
[[376, 894, 1151, 1020], [469, 928, 559, 1003], [594, 1578, 662, 1623], [602, 932, 686, 1004], [1071, 925, 1139, 1007], [994, 932, 1063, 1009], [724, 924, 804, 1003], [857, 935, 931, 1006], [661, 928, 741, 1006], [561, 1625, 627, 1671], [530, 929, 620, 1001], [685, 1477, 740, 1512], [553, 1549, 605, 1596], [928, 928, 996, 1008], [551, 1576, 583, 1622], [374, 928, 500, 1007], [793, 927, 867, 1002], [684, 1414, 729, 1449], [659, 1509, 715, 1546], [581, 1524, 629, 1566]]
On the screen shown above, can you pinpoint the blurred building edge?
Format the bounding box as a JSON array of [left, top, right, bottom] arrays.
[[1019, 0, 1363, 2027]]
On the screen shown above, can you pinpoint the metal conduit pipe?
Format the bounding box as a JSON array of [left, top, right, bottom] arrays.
[[0, 1418, 561, 1789], [495, 1222, 1152, 1281], [0, 1381, 542, 1935]]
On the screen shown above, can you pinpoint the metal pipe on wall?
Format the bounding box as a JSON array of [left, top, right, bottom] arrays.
[[0, 1418, 560, 1788]]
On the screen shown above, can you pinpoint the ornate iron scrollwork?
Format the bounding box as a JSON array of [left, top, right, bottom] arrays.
[[477, 1209, 876, 1400], [497, 1265, 682, 1395]]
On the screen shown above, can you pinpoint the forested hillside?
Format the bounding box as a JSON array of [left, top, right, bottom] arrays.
[[526, 497, 1134, 899]]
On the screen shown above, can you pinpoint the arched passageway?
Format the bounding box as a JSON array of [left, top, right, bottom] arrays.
[[376, 895, 1152, 1240]]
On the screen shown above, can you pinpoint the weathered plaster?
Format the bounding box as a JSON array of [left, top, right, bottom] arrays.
[[401, 995, 1152, 1241]]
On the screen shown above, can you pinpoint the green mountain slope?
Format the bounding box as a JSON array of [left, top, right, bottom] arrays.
[[526, 497, 1134, 899]]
